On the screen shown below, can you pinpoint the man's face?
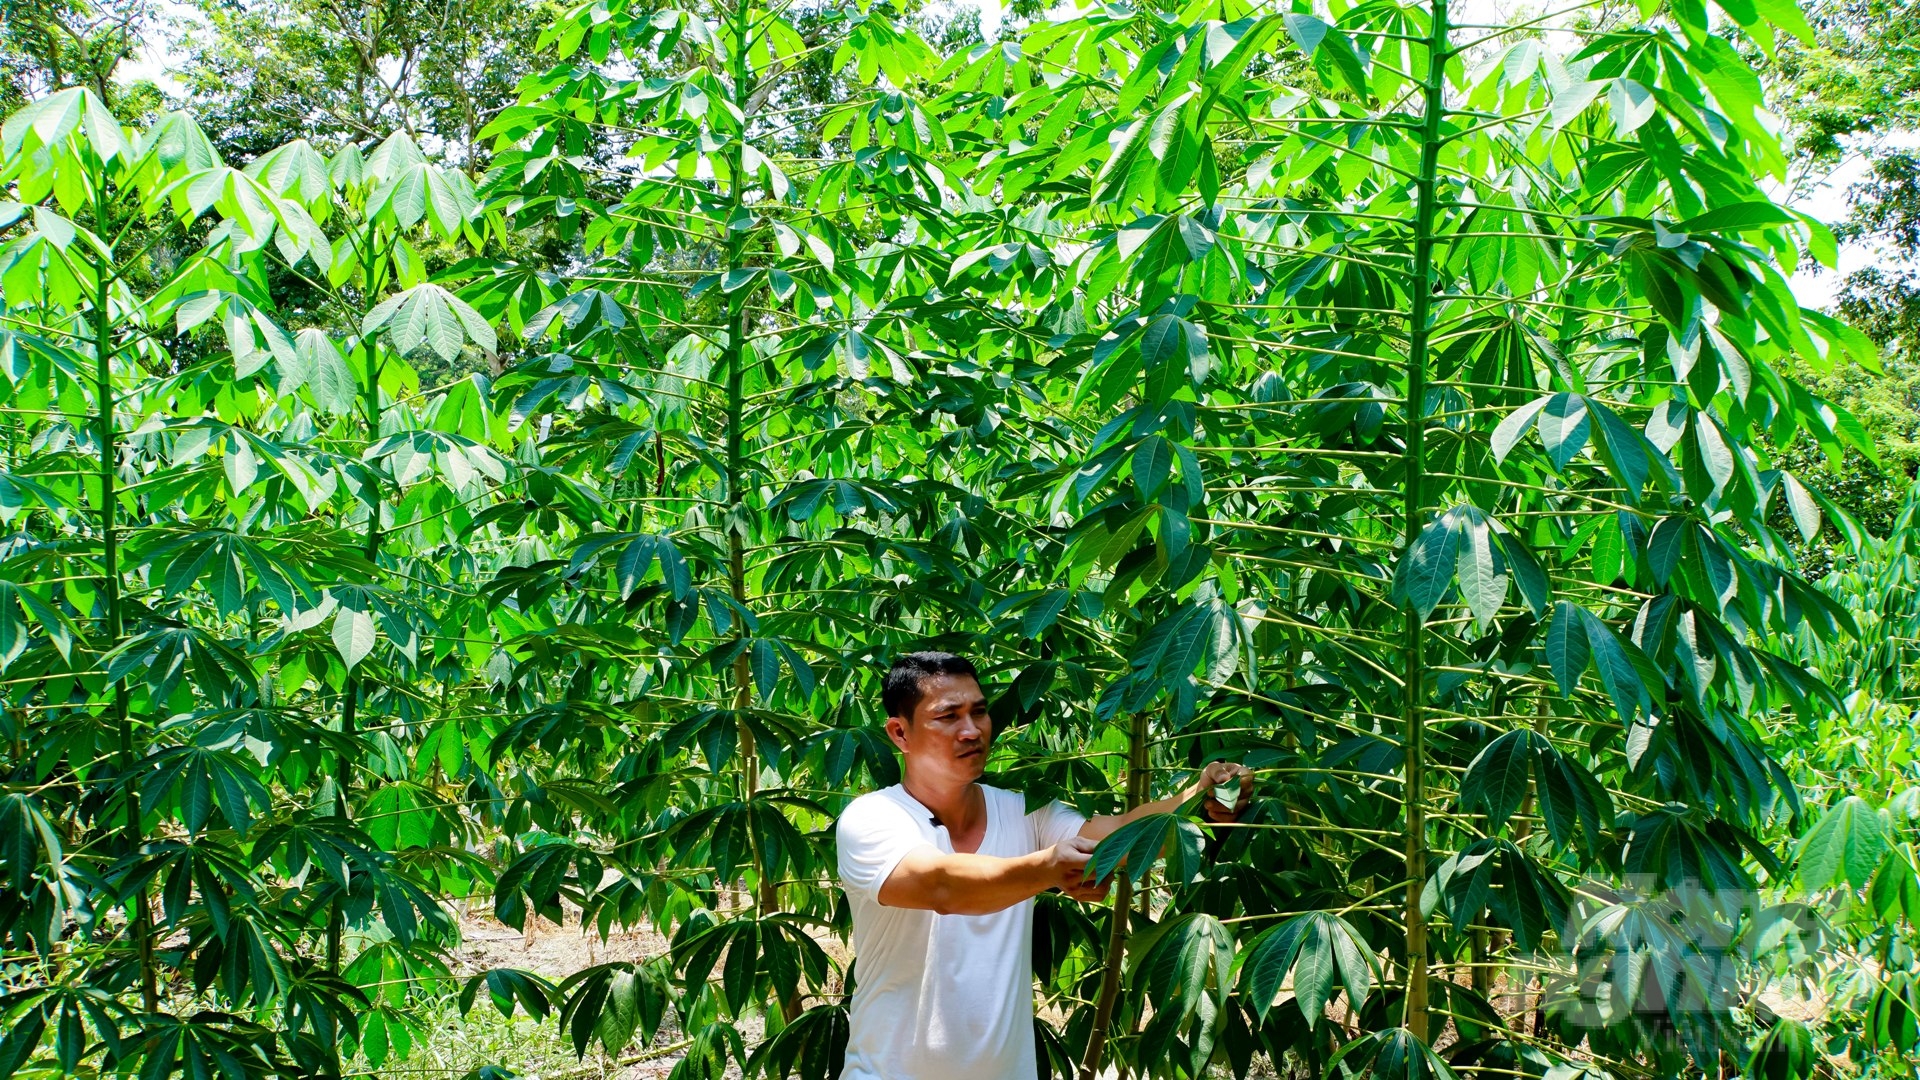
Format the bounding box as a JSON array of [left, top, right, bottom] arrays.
[[886, 674, 992, 783]]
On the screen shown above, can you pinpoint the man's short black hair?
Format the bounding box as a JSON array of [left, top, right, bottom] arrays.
[[883, 652, 979, 719]]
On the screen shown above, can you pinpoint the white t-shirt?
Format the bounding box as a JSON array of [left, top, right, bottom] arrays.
[[836, 783, 1087, 1080]]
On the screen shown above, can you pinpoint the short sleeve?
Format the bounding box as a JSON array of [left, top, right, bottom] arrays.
[[837, 796, 932, 906], [1027, 799, 1088, 851]]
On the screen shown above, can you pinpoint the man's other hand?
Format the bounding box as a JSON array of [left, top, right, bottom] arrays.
[[1049, 835, 1111, 902], [1197, 761, 1254, 823]]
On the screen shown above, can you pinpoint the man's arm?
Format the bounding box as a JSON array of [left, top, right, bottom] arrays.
[[878, 836, 1109, 915], [1077, 761, 1253, 842]]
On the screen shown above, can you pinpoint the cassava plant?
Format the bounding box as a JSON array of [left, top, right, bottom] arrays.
[[0, 90, 522, 1077]]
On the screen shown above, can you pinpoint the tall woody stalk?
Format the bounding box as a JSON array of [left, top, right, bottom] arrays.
[[1399, 0, 1450, 1043], [87, 161, 157, 1014], [1078, 709, 1150, 1080], [719, 0, 780, 929], [330, 214, 389, 972]]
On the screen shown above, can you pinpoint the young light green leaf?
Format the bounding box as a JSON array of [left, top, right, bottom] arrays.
[[1798, 796, 1891, 891], [332, 603, 377, 669]]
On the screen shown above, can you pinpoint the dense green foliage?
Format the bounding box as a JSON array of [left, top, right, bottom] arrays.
[[0, 1, 1908, 1080]]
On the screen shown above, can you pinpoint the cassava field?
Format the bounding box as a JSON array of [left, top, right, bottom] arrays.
[[2, 0, 1919, 1078]]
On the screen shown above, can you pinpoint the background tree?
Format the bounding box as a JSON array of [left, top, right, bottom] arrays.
[[1765, 0, 1918, 173], [0, 0, 161, 117], [168, 0, 566, 167]]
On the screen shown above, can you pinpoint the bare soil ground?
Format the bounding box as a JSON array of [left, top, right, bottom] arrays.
[[432, 909, 709, 1080], [415, 910, 1833, 1080]]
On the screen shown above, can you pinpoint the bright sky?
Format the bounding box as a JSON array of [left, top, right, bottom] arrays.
[[118, 0, 1906, 311]]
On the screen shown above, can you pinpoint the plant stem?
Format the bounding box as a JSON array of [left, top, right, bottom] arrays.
[[721, 0, 783, 944], [90, 175, 157, 1015], [330, 217, 387, 974], [1078, 709, 1150, 1080], [725, 6, 754, 791], [1401, 0, 1450, 1044]]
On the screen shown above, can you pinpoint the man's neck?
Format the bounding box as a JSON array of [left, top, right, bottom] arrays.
[[900, 772, 983, 832]]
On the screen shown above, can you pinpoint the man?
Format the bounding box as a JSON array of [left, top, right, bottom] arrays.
[[836, 652, 1252, 1080]]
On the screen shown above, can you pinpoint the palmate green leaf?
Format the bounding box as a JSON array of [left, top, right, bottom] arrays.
[[122, 1014, 285, 1080], [424, 167, 478, 239], [569, 531, 693, 601], [1747, 1018, 1819, 1080], [294, 328, 357, 414], [745, 1003, 848, 1080], [1621, 806, 1759, 895], [1329, 1026, 1458, 1080], [676, 915, 832, 1020], [1426, 839, 1571, 953], [1087, 812, 1203, 885], [1132, 911, 1233, 1022], [494, 841, 603, 930], [104, 625, 255, 706], [600, 963, 671, 1056], [1797, 796, 1891, 891], [459, 968, 558, 1022], [1233, 911, 1375, 1023], [362, 782, 451, 852], [139, 745, 272, 835], [1534, 742, 1614, 851], [1139, 314, 1206, 403], [1, 87, 103, 159], [1130, 909, 1233, 1072], [665, 797, 818, 883], [1459, 729, 1535, 831], [358, 1004, 422, 1068], [362, 283, 496, 363]]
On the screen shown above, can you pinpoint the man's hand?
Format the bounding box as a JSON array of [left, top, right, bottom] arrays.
[[1195, 760, 1254, 823], [1048, 835, 1111, 902], [1078, 760, 1260, 843]]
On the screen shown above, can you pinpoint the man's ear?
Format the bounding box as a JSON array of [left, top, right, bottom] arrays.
[[884, 715, 910, 754]]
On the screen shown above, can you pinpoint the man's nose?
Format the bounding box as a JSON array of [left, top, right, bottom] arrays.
[[955, 716, 982, 739]]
